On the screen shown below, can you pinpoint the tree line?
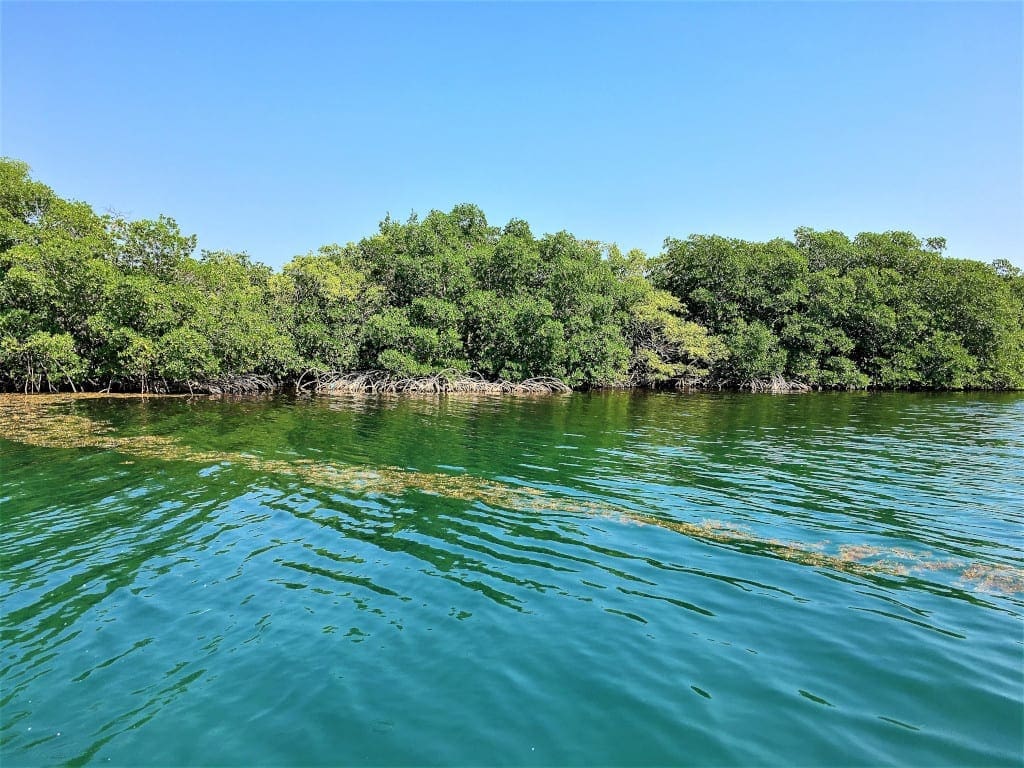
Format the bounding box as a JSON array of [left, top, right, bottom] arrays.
[[2, 158, 1022, 393]]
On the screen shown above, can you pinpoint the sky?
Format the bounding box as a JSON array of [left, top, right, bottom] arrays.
[[2, 1, 1022, 269]]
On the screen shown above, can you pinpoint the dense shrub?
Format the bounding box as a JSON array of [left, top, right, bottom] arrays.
[[2, 158, 1021, 392]]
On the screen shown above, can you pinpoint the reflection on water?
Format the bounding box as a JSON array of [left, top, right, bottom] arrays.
[[2, 395, 1020, 596], [1, 391, 1022, 766]]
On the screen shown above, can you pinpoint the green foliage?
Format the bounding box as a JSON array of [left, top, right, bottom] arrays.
[[1, 157, 1021, 392], [361, 307, 465, 376], [155, 327, 218, 383], [274, 246, 380, 372], [109, 215, 196, 277], [0, 331, 86, 392], [654, 228, 1024, 390], [616, 256, 727, 385], [722, 320, 787, 382]]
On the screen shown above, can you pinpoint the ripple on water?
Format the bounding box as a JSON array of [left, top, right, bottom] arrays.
[[1, 392, 1022, 765]]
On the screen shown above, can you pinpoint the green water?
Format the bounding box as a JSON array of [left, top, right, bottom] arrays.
[[1, 392, 1022, 766]]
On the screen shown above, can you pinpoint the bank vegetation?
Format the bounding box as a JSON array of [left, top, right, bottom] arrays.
[[2, 158, 1022, 394]]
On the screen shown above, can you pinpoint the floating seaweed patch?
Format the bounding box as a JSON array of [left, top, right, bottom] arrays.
[[2, 393, 1021, 595], [960, 563, 1024, 594]]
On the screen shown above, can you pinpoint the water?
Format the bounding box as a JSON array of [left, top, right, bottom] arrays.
[[1, 391, 1022, 766]]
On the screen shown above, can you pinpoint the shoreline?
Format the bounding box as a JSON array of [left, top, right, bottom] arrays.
[[1, 384, 1021, 401]]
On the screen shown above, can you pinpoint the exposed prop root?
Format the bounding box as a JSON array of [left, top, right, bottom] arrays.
[[298, 369, 572, 396], [742, 375, 811, 393], [176, 375, 277, 395], [667, 374, 810, 393]]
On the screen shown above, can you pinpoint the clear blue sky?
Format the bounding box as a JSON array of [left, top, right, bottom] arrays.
[[2, 2, 1021, 268]]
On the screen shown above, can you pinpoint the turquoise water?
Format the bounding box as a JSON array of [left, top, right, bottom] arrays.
[[1, 392, 1022, 766]]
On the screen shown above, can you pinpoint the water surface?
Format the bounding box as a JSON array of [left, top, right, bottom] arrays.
[[2, 392, 1022, 765]]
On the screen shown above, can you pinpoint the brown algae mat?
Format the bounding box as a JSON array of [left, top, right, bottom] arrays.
[[1, 393, 1021, 595]]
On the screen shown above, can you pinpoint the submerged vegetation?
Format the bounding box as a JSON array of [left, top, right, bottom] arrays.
[[2, 157, 1022, 393], [3, 393, 1021, 595]]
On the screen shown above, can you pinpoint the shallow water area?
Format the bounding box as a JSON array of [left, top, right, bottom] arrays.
[[1, 391, 1022, 766]]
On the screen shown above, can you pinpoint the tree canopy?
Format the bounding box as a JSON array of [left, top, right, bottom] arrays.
[[2, 158, 1021, 392]]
